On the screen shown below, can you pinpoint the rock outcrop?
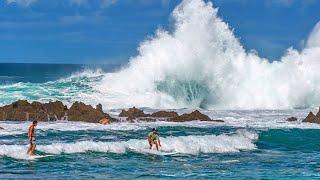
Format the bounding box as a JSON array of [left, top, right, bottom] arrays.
[[151, 111, 178, 118], [119, 107, 148, 120], [119, 107, 212, 122], [171, 110, 211, 122], [0, 100, 108, 123], [303, 112, 320, 124], [68, 102, 106, 123]]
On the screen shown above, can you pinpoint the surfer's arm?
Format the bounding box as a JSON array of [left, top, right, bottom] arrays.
[[28, 126, 33, 140]]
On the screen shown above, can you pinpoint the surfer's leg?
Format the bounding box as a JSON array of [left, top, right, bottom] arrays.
[[31, 144, 36, 155], [155, 142, 159, 151], [27, 144, 32, 155], [29, 143, 36, 156], [148, 139, 152, 149]]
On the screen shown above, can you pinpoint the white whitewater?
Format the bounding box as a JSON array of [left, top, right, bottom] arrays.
[[0, 0, 320, 110], [0, 129, 257, 160], [82, 0, 320, 110]]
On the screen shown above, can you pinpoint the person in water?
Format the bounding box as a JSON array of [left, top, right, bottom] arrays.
[[27, 120, 37, 156], [147, 128, 161, 150], [99, 116, 110, 125]]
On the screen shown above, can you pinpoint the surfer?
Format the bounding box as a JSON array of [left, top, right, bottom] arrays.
[[0, 126, 3, 130], [27, 120, 37, 156], [99, 116, 110, 125], [147, 128, 161, 151]]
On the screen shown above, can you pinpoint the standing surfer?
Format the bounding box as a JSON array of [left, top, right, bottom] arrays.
[[27, 120, 37, 156], [147, 128, 161, 151]]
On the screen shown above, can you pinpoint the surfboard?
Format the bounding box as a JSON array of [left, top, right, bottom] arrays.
[[29, 155, 54, 160], [141, 149, 177, 156]]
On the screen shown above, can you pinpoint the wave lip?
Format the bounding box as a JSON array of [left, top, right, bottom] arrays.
[[0, 130, 257, 160]]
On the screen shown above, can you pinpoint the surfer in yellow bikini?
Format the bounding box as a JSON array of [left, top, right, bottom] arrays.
[[147, 128, 161, 151]]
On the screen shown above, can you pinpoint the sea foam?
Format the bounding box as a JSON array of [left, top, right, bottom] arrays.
[[0, 129, 257, 160], [1, 0, 320, 110]]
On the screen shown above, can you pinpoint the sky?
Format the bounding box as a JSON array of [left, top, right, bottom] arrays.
[[0, 0, 319, 64]]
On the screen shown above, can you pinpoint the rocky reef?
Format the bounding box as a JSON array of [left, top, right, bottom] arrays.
[[0, 101, 220, 123], [287, 107, 320, 124], [119, 107, 217, 122], [0, 100, 108, 123]]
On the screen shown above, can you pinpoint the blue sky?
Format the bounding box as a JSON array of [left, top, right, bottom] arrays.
[[0, 0, 319, 64]]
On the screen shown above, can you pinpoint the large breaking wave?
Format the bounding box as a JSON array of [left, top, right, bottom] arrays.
[[1, 0, 320, 109]]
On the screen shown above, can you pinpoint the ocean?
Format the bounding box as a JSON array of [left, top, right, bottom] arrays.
[[2, 0, 320, 178], [0, 63, 320, 179]]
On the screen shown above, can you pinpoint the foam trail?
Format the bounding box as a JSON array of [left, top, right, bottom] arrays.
[[1, 0, 320, 110], [0, 130, 257, 160], [0, 121, 147, 136]]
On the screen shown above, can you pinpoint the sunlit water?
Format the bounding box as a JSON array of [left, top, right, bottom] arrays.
[[1, 109, 320, 179]]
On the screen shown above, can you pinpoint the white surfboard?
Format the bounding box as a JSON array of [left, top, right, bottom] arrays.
[[29, 155, 54, 160], [140, 148, 177, 156]]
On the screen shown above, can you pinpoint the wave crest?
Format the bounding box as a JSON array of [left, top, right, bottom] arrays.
[[0, 130, 257, 160]]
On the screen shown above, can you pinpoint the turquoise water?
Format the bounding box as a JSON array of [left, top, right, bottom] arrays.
[[1, 63, 320, 179], [1, 121, 320, 179]]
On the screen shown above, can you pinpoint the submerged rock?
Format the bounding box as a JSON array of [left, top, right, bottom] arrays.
[[286, 117, 298, 122], [211, 119, 225, 123], [0, 100, 108, 123]]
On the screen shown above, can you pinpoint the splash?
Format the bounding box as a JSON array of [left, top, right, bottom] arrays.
[[88, 0, 320, 109], [1, 0, 320, 110]]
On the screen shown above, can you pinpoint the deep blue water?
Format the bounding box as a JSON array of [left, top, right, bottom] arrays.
[[0, 63, 120, 84]]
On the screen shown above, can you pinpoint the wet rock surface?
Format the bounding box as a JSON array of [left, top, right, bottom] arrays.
[[303, 111, 320, 124], [119, 107, 213, 122], [0, 100, 108, 123], [0, 101, 219, 123], [119, 107, 148, 120], [171, 110, 211, 122], [286, 117, 298, 122]]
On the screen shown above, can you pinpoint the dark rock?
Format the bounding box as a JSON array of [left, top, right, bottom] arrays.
[[118, 107, 213, 122], [43, 101, 68, 120], [67, 101, 106, 123], [119, 107, 148, 120], [96, 104, 103, 112], [0, 100, 109, 123], [211, 119, 224, 123], [151, 111, 178, 118], [303, 112, 319, 124], [171, 110, 211, 122], [316, 107, 320, 119], [286, 117, 298, 122]]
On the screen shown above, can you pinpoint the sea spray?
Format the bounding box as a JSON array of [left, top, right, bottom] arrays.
[[0, 0, 320, 109], [0, 129, 257, 160]]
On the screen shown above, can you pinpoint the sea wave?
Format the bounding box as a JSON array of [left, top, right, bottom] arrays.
[[0, 129, 257, 160], [1, 0, 320, 109]]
